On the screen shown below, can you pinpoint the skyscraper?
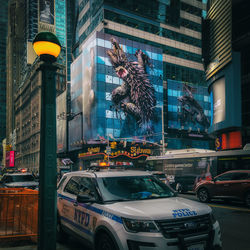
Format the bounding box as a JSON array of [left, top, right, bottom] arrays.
[[66, 0, 211, 169], [0, 0, 9, 164], [6, 0, 67, 170], [203, 0, 250, 150], [6, 0, 66, 149], [71, 0, 210, 145]]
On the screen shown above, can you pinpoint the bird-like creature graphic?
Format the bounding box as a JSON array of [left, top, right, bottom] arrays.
[[178, 84, 210, 129]]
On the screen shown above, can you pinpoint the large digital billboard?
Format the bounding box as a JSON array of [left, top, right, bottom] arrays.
[[167, 79, 211, 132], [69, 32, 163, 150]]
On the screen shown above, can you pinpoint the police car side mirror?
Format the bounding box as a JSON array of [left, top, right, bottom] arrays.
[[77, 194, 95, 203]]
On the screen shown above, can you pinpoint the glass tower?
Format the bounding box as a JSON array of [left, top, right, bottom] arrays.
[[0, 0, 9, 163], [70, 0, 212, 150]]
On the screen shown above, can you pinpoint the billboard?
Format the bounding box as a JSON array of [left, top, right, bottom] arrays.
[[211, 77, 225, 125], [167, 79, 211, 132], [69, 32, 163, 150], [56, 91, 67, 153], [39, 0, 54, 25]]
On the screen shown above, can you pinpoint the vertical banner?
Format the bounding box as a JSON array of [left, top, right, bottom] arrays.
[[56, 91, 67, 153], [39, 0, 54, 25], [6, 151, 15, 167], [9, 151, 15, 167]]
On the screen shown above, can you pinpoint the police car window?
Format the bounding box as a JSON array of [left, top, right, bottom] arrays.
[[97, 175, 175, 202], [64, 176, 80, 195], [57, 176, 67, 190], [78, 177, 97, 199]]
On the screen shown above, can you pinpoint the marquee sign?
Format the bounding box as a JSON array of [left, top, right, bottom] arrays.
[[78, 145, 152, 159]]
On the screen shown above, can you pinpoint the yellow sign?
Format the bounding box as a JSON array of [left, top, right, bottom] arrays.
[[110, 141, 117, 149], [78, 147, 100, 158], [130, 147, 151, 155], [5, 145, 12, 151]]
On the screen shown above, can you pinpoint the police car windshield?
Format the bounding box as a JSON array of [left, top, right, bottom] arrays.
[[5, 174, 35, 183], [97, 175, 175, 202]]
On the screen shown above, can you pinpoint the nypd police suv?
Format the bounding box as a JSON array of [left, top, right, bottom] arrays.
[[57, 169, 222, 250]]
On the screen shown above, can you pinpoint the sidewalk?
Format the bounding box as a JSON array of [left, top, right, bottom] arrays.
[[0, 240, 84, 250]]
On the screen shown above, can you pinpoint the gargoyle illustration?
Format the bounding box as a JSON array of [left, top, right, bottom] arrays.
[[107, 38, 156, 134], [178, 84, 210, 128]]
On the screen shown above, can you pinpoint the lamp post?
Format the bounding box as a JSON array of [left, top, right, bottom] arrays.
[[33, 32, 61, 250]]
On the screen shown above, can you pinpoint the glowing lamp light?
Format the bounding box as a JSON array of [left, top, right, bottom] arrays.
[[32, 32, 61, 60]]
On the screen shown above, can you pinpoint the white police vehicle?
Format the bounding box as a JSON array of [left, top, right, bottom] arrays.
[[57, 169, 222, 250]]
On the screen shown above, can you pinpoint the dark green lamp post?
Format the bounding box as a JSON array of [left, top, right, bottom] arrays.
[[33, 32, 61, 250]]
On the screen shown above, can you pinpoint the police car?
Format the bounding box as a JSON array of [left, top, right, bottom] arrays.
[[57, 169, 222, 250]]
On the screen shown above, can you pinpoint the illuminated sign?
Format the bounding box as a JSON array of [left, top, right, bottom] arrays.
[[215, 137, 222, 150], [221, 131, 242, 150], [78, 146, 152, 159], [6, 151, 15, 167]]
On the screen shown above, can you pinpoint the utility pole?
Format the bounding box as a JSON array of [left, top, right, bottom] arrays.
[[161, 105, 165, 156]]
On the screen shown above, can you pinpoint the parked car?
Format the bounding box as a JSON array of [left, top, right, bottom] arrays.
[[0, 172, 39, 189], [170, 174, 198, 193], [57, 169, 222, 250], [195, 170, 250, 207]]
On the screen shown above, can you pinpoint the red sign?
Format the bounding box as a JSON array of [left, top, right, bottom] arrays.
[[221, 131, 242, 150], [6, 151, 15, 167]]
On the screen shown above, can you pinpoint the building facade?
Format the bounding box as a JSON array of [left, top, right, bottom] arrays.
[[6, 0, 67, 169], [203, 0, 250, 151], [63, 0, 212, 169], [15, 60, 66, 172], [0, 0, 9, 164]]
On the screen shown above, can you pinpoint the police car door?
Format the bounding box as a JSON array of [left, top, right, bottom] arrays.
[[59, 176, 81, 233], [73, 176, 99, 243]]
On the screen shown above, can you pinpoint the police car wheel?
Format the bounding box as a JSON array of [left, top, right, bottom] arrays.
[[96, 233, 117, 250], [245, 192, 250, 208], [197, 188, 210, 203]]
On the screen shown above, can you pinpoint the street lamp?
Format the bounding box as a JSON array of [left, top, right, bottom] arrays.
[[33, 32, 61, 250]]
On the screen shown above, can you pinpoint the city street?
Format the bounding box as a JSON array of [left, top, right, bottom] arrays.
[[60, 194, 250, 250], [0, 193, 249, 250], [180, 193, 250, 250]]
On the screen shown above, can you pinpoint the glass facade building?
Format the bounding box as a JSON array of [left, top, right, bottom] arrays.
[[70, 0, 211, 151], [69, 32, 163, 150], [0, 0, 9, 163]]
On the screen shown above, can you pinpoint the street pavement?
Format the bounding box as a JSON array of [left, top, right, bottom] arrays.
[[0, 241, 85, 250], [1, 193, 249, 250], [180, 193, 250, 250]]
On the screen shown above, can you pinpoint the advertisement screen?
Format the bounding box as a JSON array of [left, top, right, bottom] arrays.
[[39, 0, 54, 25], [167, 79, 211, 132], [68, 113, 83, 152], [69, 32, 163, 150], [211, 77, 225, 125]]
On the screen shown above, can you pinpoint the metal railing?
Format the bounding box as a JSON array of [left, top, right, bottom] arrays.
[[0, 188, 38, 241]]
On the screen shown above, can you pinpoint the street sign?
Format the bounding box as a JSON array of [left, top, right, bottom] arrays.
[[106, 146, 111, 154]]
